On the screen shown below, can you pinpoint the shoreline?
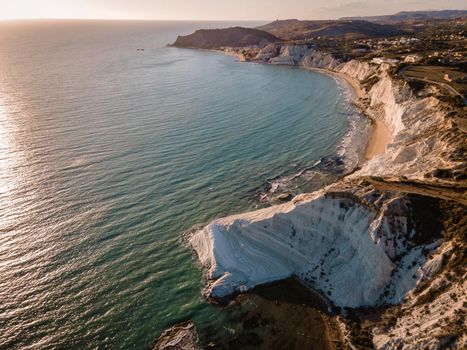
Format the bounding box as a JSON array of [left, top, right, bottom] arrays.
[[300, 66, 392, 161], [221, 50, 394, 162], [173, 41, 466, 350]]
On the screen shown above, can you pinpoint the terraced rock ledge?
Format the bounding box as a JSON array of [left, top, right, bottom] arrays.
[[173, 31, 466, 349]]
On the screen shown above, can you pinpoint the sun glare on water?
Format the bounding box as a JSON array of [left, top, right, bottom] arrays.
[[0, 95, 18, 198]]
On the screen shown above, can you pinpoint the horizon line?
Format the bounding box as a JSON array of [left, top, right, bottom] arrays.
[[0, 18, 273, 22], [0, 8, 465, 23]]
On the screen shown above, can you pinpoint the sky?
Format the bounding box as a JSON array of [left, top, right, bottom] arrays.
[[0, 0, 466, 21]]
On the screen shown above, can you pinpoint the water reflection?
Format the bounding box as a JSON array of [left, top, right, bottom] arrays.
[[0, 93, 17, 199]]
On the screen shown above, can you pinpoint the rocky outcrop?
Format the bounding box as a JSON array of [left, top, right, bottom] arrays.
[[171, 27, 279, 49], [358, 74, 464, 179], [373, 241, 466, 350], [183, 43, 466, 349], [338, 59, 377, 81], [269, 45, 309, 65], [299, 49, 342, 70], [252, 45, 341, 69], [191, 181, 441, 307], [153, 321, 200, 350]]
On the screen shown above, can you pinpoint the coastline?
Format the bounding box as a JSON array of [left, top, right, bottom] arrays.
[[296, 66, 393, 161], [191, 48, 399, 306], [223, 51, 393, 162], [172, 36, 466, 350]]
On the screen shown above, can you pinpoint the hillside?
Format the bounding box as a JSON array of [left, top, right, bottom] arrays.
[[186, 44, 467, 349], [166, 15, 467, 349], [256, 19, 407, 40], [171, 27, 279, 49], [341, 9, 467, 23]]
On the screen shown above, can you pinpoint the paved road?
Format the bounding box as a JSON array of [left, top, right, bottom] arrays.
[[409, 77, 463, 98]]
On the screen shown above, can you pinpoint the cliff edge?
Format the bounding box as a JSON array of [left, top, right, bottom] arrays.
[[174, 38, 466, 349], [171, 27, 279, 49]]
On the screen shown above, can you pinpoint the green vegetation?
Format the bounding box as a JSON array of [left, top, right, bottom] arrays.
[[402, 66, 466, 96]]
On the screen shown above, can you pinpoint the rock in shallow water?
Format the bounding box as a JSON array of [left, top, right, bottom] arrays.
[[277, 193, 293, 201], [153, 321, 200, 350]]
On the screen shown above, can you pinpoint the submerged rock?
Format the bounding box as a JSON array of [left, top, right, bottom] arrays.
[[153, 321, 200, 350], [277, 193, 293, 201]]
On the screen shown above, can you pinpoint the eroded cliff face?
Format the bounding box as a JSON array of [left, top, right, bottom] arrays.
[[358, 72, 464, 181], [373, 240, 466, 350], [244, 44, 464, 180], [191, 181, 450, 308], [189, 45, 466, 349]]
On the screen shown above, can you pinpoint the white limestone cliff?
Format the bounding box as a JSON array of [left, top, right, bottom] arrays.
[[270, 45, 309, 65], [299, 49, 342, 70], [190, 186, 432, 307], [338, 59, 377, 81], [191, 44, 465, 349]]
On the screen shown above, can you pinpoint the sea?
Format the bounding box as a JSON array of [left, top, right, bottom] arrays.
[[0, 20, 368, 349]]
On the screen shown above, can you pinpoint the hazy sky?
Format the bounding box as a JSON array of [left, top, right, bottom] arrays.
[[1, 0, 466, 20]]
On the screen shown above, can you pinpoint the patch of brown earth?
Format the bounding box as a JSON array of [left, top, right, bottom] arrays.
[[202, 278, 344, 350]]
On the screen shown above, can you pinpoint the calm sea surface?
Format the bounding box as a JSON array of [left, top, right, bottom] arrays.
[[0, 20, 362, 349]]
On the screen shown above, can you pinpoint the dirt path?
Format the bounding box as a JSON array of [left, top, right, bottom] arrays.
[[365, 177, 467, 205]]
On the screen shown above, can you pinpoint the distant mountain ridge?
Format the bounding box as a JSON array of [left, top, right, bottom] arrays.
[[171, 9, 466, 49], [257, 19, 407, 40], [340, 9, 467, 23], [171, 27, 279, 49]]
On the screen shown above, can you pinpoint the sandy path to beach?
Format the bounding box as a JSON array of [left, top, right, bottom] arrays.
[[365, 118, 392, 159]]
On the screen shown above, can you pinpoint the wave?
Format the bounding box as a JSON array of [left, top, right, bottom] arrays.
[[332, 73, 370, 168], [256, 76, 369, 203]]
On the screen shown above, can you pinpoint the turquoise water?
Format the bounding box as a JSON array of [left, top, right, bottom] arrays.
[[0, 21, 360, 349]]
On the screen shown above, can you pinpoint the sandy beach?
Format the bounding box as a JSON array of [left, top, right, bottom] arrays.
[[365, 118, 393, 159], [222, 50, 393, 161], [332, 70, 393, 160], [309, 67, 392, 160]]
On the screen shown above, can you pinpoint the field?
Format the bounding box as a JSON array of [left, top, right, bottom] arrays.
[[401, 65, 466, 97]]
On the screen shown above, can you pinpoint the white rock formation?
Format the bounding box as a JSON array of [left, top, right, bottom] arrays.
[[299, 49, 342, 70], [338, 60, 377, 81], [373, 242, 466, 350], [254, 43, 282, 62], [192, 192, 390, 307], [269, 45, 309, 65], [191, 46, 461, 301], [358, 75, 459, 179], [190, 181, 451, 309], [191, 45, 465, 349]]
